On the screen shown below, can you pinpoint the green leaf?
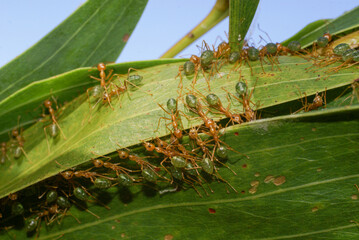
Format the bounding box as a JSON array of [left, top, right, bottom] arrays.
[[4, 105, 359, 239], [283, 6, 359, 48], [0, 0, 148, 102], [0, 59, 186, 142], [0, 56, 357, 199], [229, 0, 260, 52], [281, 19, 330, 45]]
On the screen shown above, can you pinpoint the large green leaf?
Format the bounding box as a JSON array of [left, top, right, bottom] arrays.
[[0, 0, 147, 102], [3, 105, 359, 239], [229, 0, 260, 52], [281, 19, 330, 45], [283, 6, 359, 48], [0, 59, 186, 142], [0, 56, 357, 199]]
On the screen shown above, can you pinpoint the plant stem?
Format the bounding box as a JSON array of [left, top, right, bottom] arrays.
[[160, 0, 229, 58]]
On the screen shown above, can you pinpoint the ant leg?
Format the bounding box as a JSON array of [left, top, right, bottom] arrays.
[[105, 69, 114, 84], [89, 76, 102, 82], [53, 120, 67, 140], [323, 88, 327, 107], [43, 126, 51, 154], [19, 147, 32, 164], [70, 198, 102, 217], [155, 116, 172, 133], [245, 59, 254, 76], [91, 151, 112, 161], [176, 66, 184, 97]]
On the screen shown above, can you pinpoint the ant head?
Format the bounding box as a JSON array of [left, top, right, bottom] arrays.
[[61, 171, 73, 180], [313, 93, 323, 104], [117, 150, 129, 159], [218, 41, 229, 50], [11, 129, 19, 137], [207, 118, 215, 126], [128, 155, 137, 162], [213, 134, 220, 143], [97, 63, 106, 71], [232, 114, 242, 124], [189, 128, 197, 139], [93, 159, 103, 168], [44, 100, 52, 108], [190, 55, 200, 64], [174, 129, 182, 139], [102, 93, 110, 102], [323, 33, 332, 42], [170, 134, 179, 145], [8, 193, 18, 201], [156, 138, 167, 148], [276, 43, 283, 51], [48, 205, 58, 214], [143, 142, 155, 151]]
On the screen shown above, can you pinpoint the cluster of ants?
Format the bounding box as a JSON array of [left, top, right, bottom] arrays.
[[1, 31, 358, 237]]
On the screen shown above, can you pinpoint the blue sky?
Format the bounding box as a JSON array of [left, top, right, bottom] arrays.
[[0, 0, 358, 67]]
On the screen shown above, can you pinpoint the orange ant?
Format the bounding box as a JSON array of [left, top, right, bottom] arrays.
[[214, 41, 231, 60], [90, 68, 152, 110], [308, 33, 332, 59], [186, 97, 221, 142], [258, 43, 281, 72], [112, 141, 168, 182], [92, 158, 133, 177], [10, 118, 31, 162], [117, 150, 155, 171], [1, 142, 8, 164], [26, 203, 80, 236], [60, 168, 114, 183], [185, 94, 247, 160], [335, 79, 359, 105], [188, 127, 214, 158], [90, 152, 137, 180], [42, 98, 66, 153], [236, 47, 260, 76], [188, 126, 238, 177], [88, 63, 115, 109], [8, 193, 18, 201], [143, 141, 197, 181], [276, 43, 290, 56], [194, 89, 243, 126], [294, 87, 327, 114], [190, 41, 217, 90], [157, 98, 183, 140], [223, 79, 258, 122]]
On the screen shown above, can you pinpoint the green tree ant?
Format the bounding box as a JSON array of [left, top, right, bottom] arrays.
[[42, 97, 67, 153], [293, 87, 327, 114]]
